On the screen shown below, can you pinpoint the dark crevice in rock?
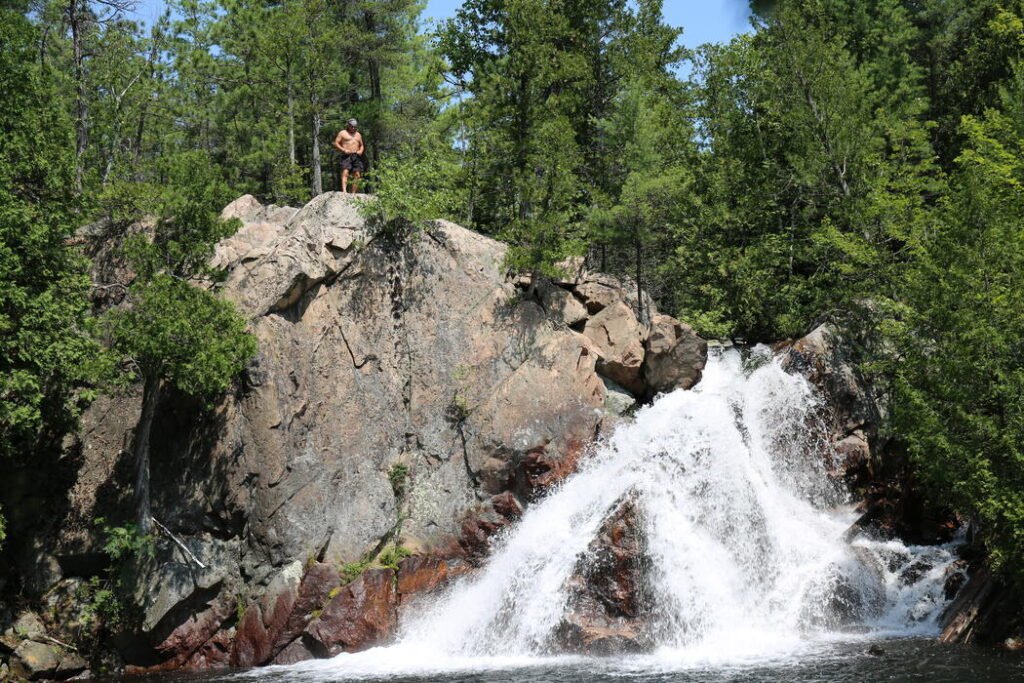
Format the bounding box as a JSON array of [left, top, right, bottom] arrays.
[[338, 324, 379, 370]]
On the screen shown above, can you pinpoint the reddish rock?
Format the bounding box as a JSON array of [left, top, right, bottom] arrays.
[[144, 599, 233, 672], [397, 556, 449, 596], [182, 628, 234, 671], [271, 638, 317, 665], [270, 562, 342, 659], [518, 440, 585, 495], [556, 498, 652, 654], [303, 569, 397, 657], [231, 606, 270, 668], [458, 493, 524, 563], [231, 562, 305, 667], [396, 556, 472, 598]]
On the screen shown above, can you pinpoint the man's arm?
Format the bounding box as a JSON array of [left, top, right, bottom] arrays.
[[332, 131, 345, 153]]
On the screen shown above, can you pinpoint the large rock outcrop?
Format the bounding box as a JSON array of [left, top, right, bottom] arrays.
[[0, 193, 708, 677]]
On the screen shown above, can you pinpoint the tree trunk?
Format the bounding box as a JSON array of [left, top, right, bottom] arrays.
[[132, 37, 160, 170], [287, 78, 296, 165], [635, 238, 647, 326], [70, 0, 88, 193], [133, 373, 160, 534], [311, 100, 322, 196]]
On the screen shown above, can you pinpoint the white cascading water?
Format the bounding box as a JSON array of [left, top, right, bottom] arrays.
[[284, 347, 964, 678]]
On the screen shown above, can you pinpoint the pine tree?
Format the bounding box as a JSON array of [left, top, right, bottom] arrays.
[[0, 9, 100, 459], [105, 153, 256, 533]]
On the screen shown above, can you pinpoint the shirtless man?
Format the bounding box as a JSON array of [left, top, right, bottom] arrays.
[[333, 118, 365, 194]]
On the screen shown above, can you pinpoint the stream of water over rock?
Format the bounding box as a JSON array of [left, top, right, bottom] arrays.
[[227, 348, 1014, 682]]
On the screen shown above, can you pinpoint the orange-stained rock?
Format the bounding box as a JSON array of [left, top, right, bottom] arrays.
[[303, 569, 397, 657], [397, 556, 472, 597], [518, 439, 587, 496], [556, 498, 653, 654]]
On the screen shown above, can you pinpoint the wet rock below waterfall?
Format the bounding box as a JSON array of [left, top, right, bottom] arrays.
[[556, 499, 653, 654]]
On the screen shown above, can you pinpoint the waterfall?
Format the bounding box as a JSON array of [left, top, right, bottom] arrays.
[[287, 347, 964, 677]]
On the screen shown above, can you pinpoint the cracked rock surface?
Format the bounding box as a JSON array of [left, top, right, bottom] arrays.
[[7, 193, 709, 674]]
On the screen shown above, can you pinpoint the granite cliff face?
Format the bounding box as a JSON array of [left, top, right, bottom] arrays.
[[0, 193, 708, 677]]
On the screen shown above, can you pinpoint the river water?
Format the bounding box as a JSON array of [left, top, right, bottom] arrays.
[[211, 348, 1022, 683]]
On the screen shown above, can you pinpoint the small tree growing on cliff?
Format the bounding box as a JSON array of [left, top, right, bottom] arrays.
[[105, 152, 257, 533]]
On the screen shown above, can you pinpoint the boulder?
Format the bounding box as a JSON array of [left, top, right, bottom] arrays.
[[572, 274, 624, 314], [556, 498, 652, 654], [779, 325, 882, 446], [458, 492, 525, 563], [642, 314, 707, 397], [583, 302, 648, 395], [833, 430, 871, 487], [602, 379, 636, 417], [11, 641, 61, 680], [220, 194, 265, 223], [221, 191, 367, 315], [537, 280, 588, 328], [9, 641, 84, 681], [777, 324, 889, 490]]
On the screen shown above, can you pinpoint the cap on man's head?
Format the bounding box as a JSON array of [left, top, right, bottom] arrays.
[[347, 118, 358, 127]]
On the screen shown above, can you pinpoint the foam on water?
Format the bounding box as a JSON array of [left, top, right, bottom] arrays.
[[267, 347, 963, 679]]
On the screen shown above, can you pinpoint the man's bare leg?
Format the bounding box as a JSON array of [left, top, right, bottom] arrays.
[[341, 169, 349, 193], [350, 171, 361, 194]]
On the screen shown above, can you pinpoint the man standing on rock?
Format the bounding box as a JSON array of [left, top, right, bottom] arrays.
[[333, 118, 365, 194]]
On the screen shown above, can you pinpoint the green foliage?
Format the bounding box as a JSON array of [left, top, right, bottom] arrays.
[[360, 143, 466, 241], [439, 0, 684, 275], [339, 545, 412, 585], [235, 593, 247, 622], [388, 464, 410, 498], [888, 82, 1024, 583], [340, 560, 370, 585], [449, 392, 472, 424], [107, 274, 256, 398], [0, 11, 103, 459], [377, 544, 412, 569], [79, 519, 154, 629], [673, 0, 940, 339]]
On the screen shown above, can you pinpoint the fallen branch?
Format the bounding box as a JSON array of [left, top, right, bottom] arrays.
[[151, 516, 207, 570], [40, 635, 78, 652]]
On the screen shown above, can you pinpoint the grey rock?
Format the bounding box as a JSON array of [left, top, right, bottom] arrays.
[[135, 536, 239, 634], [602, 379, 636, 416], [220, 195, 265, 223], [11, 641, 60, 680], [779, 324, 883, 479], [10, 613, 45, 642]]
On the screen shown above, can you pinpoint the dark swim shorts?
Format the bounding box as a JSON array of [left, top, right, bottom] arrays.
[[341, 153, 365, 173]]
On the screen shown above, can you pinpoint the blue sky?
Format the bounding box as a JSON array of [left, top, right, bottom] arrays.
[[131, 1, 751, 49], [420, 0, 751, 48]]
